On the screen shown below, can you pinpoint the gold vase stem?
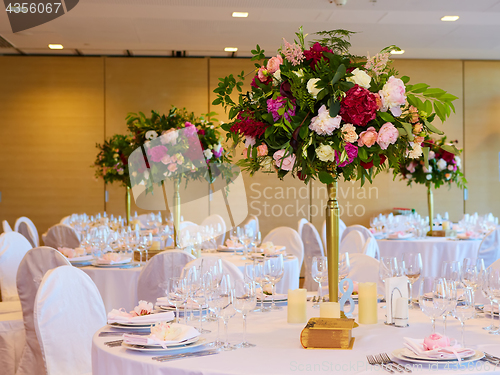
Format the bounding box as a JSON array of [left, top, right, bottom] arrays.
[[173, 178, 181, 248], [125, 186, 131, 225], [326, 180, 340, 303], [427, 185, 434, 235]]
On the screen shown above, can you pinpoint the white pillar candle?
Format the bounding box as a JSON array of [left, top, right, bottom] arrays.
[[394, 297, 409, 327], [287, 289, 307, 323], [150, 241, 161, 250], [442, 221, 450, 231], [358, 282, 378, 324], [319, 302, 340, 319]]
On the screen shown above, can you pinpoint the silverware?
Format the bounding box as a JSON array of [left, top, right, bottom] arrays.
[[152, 349, 219, 362], [99, 331, 149, 337], [484, 352, 500, 364], [375, 354, 402, 373], [380, 353, 411, 373], [105, 339, 123, 347], [311, 296, 317, 303], [367, 355, 394, 373]]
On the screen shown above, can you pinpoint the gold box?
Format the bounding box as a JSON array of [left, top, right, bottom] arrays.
[[300, 317, 355, 350]]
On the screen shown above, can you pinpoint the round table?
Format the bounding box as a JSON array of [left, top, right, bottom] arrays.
[[0, 311, 25, 375], [92, 302, 500, 375]]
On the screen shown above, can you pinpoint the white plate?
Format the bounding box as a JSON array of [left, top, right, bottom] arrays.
[[386, 236, 414, 241], [92, 262, 132, 268], [392, 348, 484, 364], [122, 337, 205, 352], [108, 323, 152, 330], [399, 347, 476, 361], [217, 246, 243, 252]]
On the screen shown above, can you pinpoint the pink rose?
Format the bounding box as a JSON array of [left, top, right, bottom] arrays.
[[273, 149, 296, 171], [266, 55, 283, 74], [257, 67, 268, 82], [309, 105, 342, 136], [257, 144, 268, 157], [377, 122, 399, 150], [407, 161, 417, 173], [423, 333, 451, 350], [379, 76, 406, 117], [167, 163, 177, 173], [245, 136, 256, 147], [147, 145, 168, 162], [357, 126, 378, 147]]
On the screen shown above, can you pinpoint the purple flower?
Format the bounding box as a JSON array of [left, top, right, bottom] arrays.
[[184, 122, 197, 137], [266, 96, 296, 122], [147, 145, 168, 163], [335, 143, 358, 167]]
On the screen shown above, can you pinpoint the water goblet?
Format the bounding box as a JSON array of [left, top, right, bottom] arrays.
[[218, 275, 235, 351], [419, 277, 448, 333], [165, 277, 187, 323], [263, 254, 284, 310], [233, 279, 257, 348], [452, 285, 475, 347], [312, 256, 328, 308], [402, 253, 422, 308]]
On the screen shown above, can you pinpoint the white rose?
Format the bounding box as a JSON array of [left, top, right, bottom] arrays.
[[455, 156, 461, 168], [426, 174, 432, 180], [428, 150, 435, 160], [273, 69, 281, 81], [145, 130, 158, 140], [214, 144, 222, 153], [203, 149, 213, 160], [261, 156, 274, 172], [436, 158, 447, 171], [307, 78, 322, 98], [294, 69, 304, 79], [315, 144, 335, 162], [406, 173, 413, 179], [423, 165, 432, 173], [346, 68, 371, 89], [447, 165, 454, 171], [407, 142, 423, 159]]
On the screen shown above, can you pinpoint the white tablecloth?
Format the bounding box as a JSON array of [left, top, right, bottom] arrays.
[[0, 311, 25, 375], [92, 302, 500, 375]]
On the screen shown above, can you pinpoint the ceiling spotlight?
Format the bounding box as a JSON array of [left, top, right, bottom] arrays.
[[441, 15, 459, 22], [329, 0, 347, 6], [224, 47, 238, 52], [48, 44, 63, 50], [390, 50, 405, 55], [232, 12, 248, 18]]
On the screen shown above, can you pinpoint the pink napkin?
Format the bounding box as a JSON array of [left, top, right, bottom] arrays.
[[107, 309, 174, 324], [123, 323, 199, 349], [224, 239, 243, 248], [156, 297, 206, 309], [388, 231, 413, 239], [403, 337, 475, 361]]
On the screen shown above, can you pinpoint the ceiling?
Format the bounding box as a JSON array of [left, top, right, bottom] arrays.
[[1, 0, 500, 59]]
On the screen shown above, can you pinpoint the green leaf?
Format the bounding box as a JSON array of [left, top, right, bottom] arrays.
[[409, 83, 430, 93], [423, 88, 445, 98], [331, 64, 346, 86], [398, 128, 406, 137], [358, 147, 368, 162], [406, 94, 419, 109], [378, 111, 395, 123], [423, 119, 444, 135], [329, 101, 340, 117], [299, 124, 308, 140], [400, 76, 410, 84], [440, 93, 459, 102], [424, 100, 432, 115], [212, 98, 222, 106], [252, 146, 258, 159], [318, 171, 336, 185], [422, 147, 429, 169], [440, 144, 461, 155], [433, 101, 446, 122], [401, 122, 414, 141]]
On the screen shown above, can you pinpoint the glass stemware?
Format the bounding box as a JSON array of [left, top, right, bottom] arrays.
[[339, 252, 350, 282], [442, 260, 461, 284], [239, 226, 253, 260], [419, 277, 448, 333], [452, 285, 475, 347], [402, 253, 422, 308], [487, 269, 500, 335], [263, 254, 285, 310], [186, 266, 211, 334], [165, 277, 187, 323], [312, 256, 328, 308], [218, 275, 235, 351], [233, 279, 257, 348], [480, 268, 496, 331]]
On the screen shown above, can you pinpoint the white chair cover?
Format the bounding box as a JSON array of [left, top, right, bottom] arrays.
[[489, 258, 500, 271], [240, 215, 259, 235], [297, 218, 308, 238], [59, 216, 71, 225], [341, 224, 373, 243], [347, 253, 384, 295], [16, 247, 70, 375], [0, 232, 32, 301], [179, 221, 197, 230], [322, 219, 346, 249], [42, 225, 79, 249], [362, 237, 380, 259], [183, 257, 244, 283], [201, 214, 226, 247], [477, 228, 500, 269], [2, 220, 13, 233], [263, 227, 304, 268], [301, 223, 324, 291], [137, 250, 195, 303], [340, 230, 365, 255], [34, 266, 106, 375], [14, 217, 39, 248]]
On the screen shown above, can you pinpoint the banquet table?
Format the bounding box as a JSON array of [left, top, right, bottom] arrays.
[[92, 301, 500, 375], [0, 311, 25, 375]]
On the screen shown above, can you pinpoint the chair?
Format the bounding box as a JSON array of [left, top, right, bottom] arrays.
[[15, 217, 39, 248], [0, 232, 32, 301], [179, 221, 197, 230], [489, 258, 500, 271], [2, 220, 13, 233], [137, 250, 195, 303], [297, 218, 308, 238], [263, 227, 304, 268], [33, 266, 106, 375], [201, 214, 226, 247], [301, 223, 324, 291], [347, 253, 384, 295], [341, 224, 373, 243], [183, 257, 244, 283], [322, 219, 347, 250], [340, 230, 365, 255], [240, 214, 259, 236], [477, 228, 500, 269], [42, 224, 79, 249], [16, 247, 70, 375], [59, 216, 71, 225], [362, 237, 380, 259]]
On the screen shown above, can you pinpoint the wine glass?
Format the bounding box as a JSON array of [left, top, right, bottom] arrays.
[[186, 266, 210, 334], [379, 257, 399, 290], [339, 252, 350, 282], [263, 254, 284, 310], [250, 231, 262, 253], [441, 280, 457, 337], [452, 285, 475, 347], [218, 275, 235, 351], [402, 253, 422, 308], [247, 261, 269, 313], [239, 226, 254, 260], [233, 279, 257, 348], [487, 269, 500, 335], [442, 260, 461, 284], [480, 268, 496, 331], [419, 277, 448, 333], [165, 277, 187, 323], [230, 227, 241, 256], [312, 256, 328, 308]]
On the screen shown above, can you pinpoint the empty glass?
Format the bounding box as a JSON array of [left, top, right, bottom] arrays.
[[218, 275, 235, 351], [442, 261, 461, 284], [233, 279, 257, 348], [419, 277, 448, 333], [263, 254, 284, 310], [165, 277, 187, 323], [312, 256, 328, 308], [452, 285, 475, 347], [339, 252, 350, 282], [402, 253, 422, 308], [186, 266, 211, 334]]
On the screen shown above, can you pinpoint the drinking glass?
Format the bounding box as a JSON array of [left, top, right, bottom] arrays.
[[442, 261, 461, 284], [402, 253, 422, 308], [452, 285, 475, 347], [233, 279, 257, 348], [441, 280, 457, 337], [487, 269, 500, 335], [206, 274, 223, 347], [250, 231, 262, 254], [339, 252, 350, 282], [230, 227, 241, 256], [186, 266, 211, 334], [462, 258, 480, 294], [263, 254, 284, 310], [165, 277, 187, 323], [379, 257, 399, 285], [218, 275, 235, 351], [249, 261, 269, 313], [312, 256, 328, 308], [419, 277, 448, 333], [239, 226, 254, 260], [480, 268, 496, 331]]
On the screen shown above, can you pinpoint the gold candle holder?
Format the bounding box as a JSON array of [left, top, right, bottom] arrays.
[[326, 179, 340, 304], [173, 178, 181, 248], [427, 184, 434, 236], [125, 186, 131, 225]]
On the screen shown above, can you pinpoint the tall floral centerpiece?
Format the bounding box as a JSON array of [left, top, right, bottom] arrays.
[[126, 107, 230, 246], [214, 28, 458, 302], [398, 136, 466, 233], [93, 134, 134, 223]]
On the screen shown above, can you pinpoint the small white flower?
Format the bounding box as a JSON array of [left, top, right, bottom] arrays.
[[447, 165, 454, 171], [346, 68, 371, 89], [426, 174, 432, 180], [261, 156, 274, 172], [203, 149, 213, 160], [455, 156, 461, 168], [144, 170, 150, 180], [273, 69, 281, 81], [428, 150, 436, 160], [145, 130, 158, 140], [436, 158, 447, 171], [307, 78, 322, 98], [406, 173, 413, 179], [214, 144, 222, 153], [133, 300, 153, 316], [294, 69, 304, 79], [315, 144, 336, 162]]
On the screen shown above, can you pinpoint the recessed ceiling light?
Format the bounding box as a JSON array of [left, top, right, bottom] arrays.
[[48, 44, 63, 50], [390, 49, 405, 55], [232, 12, 248, 18], [441, 15, 459, 22], [224, 47, 238, 52]]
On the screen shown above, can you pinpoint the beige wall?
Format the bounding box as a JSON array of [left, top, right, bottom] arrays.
[[0, 56, 497, 239]]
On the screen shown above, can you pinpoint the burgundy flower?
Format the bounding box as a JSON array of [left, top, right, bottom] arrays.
[[440, 149, 455, 163], [297, 170, 307, 181], [304, 42, 333, 70], [230, 111, 270, 139], [339, 85, 379, 127], [280, 81, 294, 100], [335, 143, 358, 167], [251, 75, 272, 88], [119, 153, 128, 166], [197, 129, 205, 136], [360, 154, 387, 169]]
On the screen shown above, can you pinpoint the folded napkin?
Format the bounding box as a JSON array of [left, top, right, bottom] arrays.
[[107, 309, 174, 324], [123, 322, 199, 349], [58, 247, 86, 258], [96, 253, 132, 265], [388, 231, 413, 239], [156, 297, 206, 309], [403, 337, 475, 361], [224, 239, 243, 248], [457, 231, 481, 240], [258, 293, 287, 301], [68, 255, 93, 262], [260, 241, 278, 255]]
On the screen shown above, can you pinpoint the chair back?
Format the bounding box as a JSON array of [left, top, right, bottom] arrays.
[[15, 217, 39, 247], [263, 227, 304, 268], [179, 221, 197, 230], [340, 230, 365, 255], [347, 253, 384, 295], [341, 224, 373, 243], [322, 219, 346, 249], [42, 224, 79, 249], [478, 228, 500, 269], [240, 214, 259, 235], [301, 223, 324, 291], [2, 220, 13, 233], [0, 232, 32, 301], [201, 214, 227, 247], [297, 218, 308, 238], [34, 266, 106, 375], [137, 250, 195, 303], [362, 237, 380, 259], [16, 247, 70, 375]]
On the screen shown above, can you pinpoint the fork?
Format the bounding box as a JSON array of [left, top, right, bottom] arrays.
[[105, 339, 123, 347], [380, 353, 411, 372], [484, 352, 500, 365], [367, 355, 394, 373], [375, 354, 402, 372], [152, 349, 219, 362]]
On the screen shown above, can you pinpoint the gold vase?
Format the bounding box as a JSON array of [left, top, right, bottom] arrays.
[[326, 179, 340, 303], [173, 178, 181, 248], [125, 186, 131, 225], [427, 184, 434, 236]]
